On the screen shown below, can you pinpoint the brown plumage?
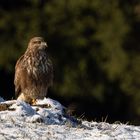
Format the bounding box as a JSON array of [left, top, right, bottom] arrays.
[[14, 37, 53, 104]]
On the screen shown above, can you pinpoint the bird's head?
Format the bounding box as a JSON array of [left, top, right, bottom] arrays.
[[28, 37, 48, 51]]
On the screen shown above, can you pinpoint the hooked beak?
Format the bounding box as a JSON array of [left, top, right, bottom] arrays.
[[41, 42, 47, 47]]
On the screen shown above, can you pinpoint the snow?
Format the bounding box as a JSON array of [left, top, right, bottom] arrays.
[[0, 97, 140, 140]]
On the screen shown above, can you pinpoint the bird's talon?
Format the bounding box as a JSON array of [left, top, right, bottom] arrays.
[[31, 99, 37, 105]]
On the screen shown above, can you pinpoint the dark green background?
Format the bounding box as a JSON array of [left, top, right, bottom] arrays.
[[0, 0, 140, 125]]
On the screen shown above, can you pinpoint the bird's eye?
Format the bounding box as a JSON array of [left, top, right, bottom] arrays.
[[33, 41, 41, 44], [36, 41, 41, 44]]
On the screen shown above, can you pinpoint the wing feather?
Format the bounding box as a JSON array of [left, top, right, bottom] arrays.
[[14, 55, 24, 98]]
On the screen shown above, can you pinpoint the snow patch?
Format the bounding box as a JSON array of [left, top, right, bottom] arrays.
[[0, 97, 140, 140]]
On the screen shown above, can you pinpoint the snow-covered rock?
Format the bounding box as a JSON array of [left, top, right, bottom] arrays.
[[0, 98, 77, 125], [0, 97, 140, 140]]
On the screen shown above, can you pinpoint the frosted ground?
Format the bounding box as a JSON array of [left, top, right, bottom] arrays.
[[0, 96, 140, 140]]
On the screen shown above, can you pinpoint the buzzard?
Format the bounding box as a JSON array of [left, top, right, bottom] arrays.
[[14, 37, 53, 104]]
